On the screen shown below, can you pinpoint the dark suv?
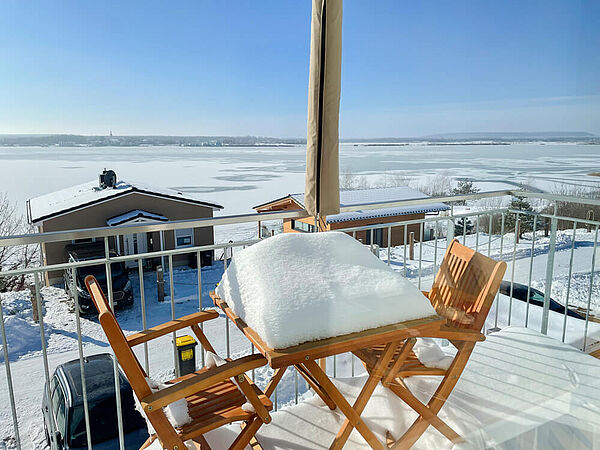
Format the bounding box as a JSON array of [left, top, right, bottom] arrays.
[[42, 353, 148, 449], [63, 242, 133, 314]]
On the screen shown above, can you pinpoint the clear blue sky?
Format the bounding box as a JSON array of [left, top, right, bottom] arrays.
[[1, 0, 599, 137]]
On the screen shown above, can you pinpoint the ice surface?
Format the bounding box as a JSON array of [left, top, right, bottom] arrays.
[[215, 231, 437, 349]]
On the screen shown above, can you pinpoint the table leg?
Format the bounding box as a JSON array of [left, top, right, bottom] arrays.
[[295, 364, 337, 410], [264, 367, 285, 398], [330, 341, 401, 450], [304, 358, 389, 450]]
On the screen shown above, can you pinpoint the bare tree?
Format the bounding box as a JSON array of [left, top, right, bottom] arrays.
[[0, 193, 39, 291], [340, 171, 369, 190], [418, 173, 452, 197], [375, 172, 413, 188]]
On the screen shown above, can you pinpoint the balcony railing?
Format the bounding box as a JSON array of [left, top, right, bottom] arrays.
[[0, 189, 599, 449]]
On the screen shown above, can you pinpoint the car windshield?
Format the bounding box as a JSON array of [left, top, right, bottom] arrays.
[[68, 394, 146, 447], [76, 262, 124, 283]]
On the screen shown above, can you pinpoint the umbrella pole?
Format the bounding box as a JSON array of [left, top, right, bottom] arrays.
[[314, 213, 327, 372]]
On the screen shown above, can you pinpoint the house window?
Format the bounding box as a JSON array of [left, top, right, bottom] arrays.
[[365, 228, 384, 246], [292, 220, 315, 233], [175, 228, 193, 248]]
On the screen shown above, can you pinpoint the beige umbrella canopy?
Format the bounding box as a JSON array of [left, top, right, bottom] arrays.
[[304, 0, 343, 218]]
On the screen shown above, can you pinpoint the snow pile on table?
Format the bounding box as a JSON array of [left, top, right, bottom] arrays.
[[215, 232, 436, 349]]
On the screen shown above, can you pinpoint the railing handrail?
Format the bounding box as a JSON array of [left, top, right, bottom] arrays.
[[1, 189, 599, 248]]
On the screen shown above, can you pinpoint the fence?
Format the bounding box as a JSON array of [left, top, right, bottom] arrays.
[[1, 190, 599, 449]]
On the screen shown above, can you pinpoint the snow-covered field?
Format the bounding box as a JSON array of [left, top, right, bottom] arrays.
[[1, 224, 599, 448]]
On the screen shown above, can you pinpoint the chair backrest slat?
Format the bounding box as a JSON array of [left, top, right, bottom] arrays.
[[85, 276, 152, 400], [428, 240, 506, 331]]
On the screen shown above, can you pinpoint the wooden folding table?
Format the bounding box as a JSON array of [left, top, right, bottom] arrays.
[[210, 292, 445, 450]]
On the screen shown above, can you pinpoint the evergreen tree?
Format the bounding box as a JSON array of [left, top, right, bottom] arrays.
[[454, 217, 474, 236], [505, 196, 538, 239], [451, 180, 480, 205]]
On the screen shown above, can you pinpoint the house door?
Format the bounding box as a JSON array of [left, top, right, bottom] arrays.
[[123, 233, 148, 268]]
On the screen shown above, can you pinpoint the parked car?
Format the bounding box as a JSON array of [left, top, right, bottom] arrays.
[[499, 281, 584, 319], [42, 353, 148, 449], [63, 242, 133, 314]]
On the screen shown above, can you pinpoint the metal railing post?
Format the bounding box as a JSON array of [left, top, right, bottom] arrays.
[[168, 254, 179, 378], [197, 250, 205, 368], [138, 259, 149, 374], [0, 294, 21, 449], [71, 268, 93, 449], [541, 216, 558, 335], [105, 240, 125, 450], [583, 225, 599, 350], [34, 272, 58, 450]]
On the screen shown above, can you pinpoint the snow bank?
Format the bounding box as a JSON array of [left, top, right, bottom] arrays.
[[216, 232, 436, 349], [0, 315, 46, 362], [413, 338, 453, 369]]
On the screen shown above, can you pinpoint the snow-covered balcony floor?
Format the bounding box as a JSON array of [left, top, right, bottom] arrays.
[[204, 327, 600, 449]]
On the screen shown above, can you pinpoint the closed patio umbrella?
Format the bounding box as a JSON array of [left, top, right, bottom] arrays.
[[304, 0, 343, 220]]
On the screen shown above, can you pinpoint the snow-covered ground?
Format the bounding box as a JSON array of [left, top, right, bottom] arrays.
[[1, 224, 599, 448]]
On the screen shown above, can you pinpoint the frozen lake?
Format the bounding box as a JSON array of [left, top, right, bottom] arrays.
[[0, 143, 599, 219]]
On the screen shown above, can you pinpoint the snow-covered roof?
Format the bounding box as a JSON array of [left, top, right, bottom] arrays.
[[106, 209, 168, 226], [255, 186, 449, 223], [28, 179, 223, 223]]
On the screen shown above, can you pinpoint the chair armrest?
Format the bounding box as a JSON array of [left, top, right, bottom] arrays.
[[140, 354, 267, 412], [127, 310, 219, 347], [421, 290, 429, 298]]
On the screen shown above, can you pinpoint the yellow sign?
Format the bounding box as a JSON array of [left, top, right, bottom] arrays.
[[180, 349, 194, 361]]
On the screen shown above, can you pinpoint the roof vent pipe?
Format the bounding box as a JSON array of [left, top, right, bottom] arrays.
[[99, 169, 117, 189]]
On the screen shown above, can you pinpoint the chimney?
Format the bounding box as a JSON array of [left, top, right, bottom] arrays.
[[99, 169, 117, 189]]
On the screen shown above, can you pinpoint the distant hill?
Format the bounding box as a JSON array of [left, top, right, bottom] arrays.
[[0, 134, 304, 147], [421, 132, 597, 140]]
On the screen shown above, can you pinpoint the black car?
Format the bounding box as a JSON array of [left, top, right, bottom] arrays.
[[499, 280, 584, 319], [42, 353, 148, 449], [63, 242, 133, 314]]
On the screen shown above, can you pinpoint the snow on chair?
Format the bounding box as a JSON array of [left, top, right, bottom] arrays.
[[354, 239, 507, 449], [85, 275, 272, 450]]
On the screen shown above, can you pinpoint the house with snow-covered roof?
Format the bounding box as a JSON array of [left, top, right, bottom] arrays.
[[27, 169, 223, 285], [254, 186, 449, 246]]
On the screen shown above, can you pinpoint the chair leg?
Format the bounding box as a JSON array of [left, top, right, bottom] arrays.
[[240, 421, 264, 450], [330, 341, 401, 450], [230, 417, 263, 450], [387, 381, 462, 443], [391, 342, 475, 449]]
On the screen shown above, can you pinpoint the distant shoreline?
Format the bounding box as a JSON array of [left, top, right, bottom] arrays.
[[0, 140, 599, 148], [0, 132, 598, 148]]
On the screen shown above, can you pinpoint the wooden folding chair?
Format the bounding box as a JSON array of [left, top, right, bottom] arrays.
[[85, 275, 273, 450], [354, 239, 507, 449]]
